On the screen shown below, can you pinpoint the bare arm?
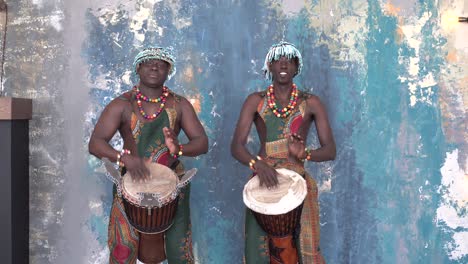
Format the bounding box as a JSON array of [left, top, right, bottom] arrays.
[[88, 98, 149, 180], [164, 96, 208, 157], [305, 95, 336, 161], [231, 93, 278, 187], [230, 94, 258, 163], [88, 99, 125, 161]]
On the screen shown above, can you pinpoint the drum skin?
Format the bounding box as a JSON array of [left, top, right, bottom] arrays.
[[243, 168, 307, 237]]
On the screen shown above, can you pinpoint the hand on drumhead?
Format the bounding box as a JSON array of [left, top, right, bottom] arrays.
[[288, 133, 306, 161], [122, 155, 151, 182], [163, 127, 179, 155], [255, 160, 279, 188]]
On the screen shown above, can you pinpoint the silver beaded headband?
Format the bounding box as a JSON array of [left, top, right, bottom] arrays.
[[262, 41, 303, 81], [133, 47, 176, 80]]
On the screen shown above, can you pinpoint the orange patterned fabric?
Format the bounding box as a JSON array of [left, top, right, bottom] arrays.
[[108, 197, 139, 264], [265, 159, 325, 264], [299, 174, 325, 264]]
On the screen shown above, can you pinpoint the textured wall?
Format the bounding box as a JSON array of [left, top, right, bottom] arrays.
[[2, 0, 467, 263]]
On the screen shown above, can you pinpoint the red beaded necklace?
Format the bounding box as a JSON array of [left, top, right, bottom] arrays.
[[135, 86, 169, 120], [266, 83, 299, 118]]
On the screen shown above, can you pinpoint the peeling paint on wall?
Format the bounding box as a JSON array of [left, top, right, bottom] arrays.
[[437, 149, 468, 261], [3, 0, 467, 263]]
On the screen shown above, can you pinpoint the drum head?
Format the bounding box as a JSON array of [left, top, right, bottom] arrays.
[[122, 163, 178, 205], [243, 168, 307, 215]]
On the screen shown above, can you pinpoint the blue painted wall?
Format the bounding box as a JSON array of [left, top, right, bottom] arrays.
[[4, 0, 467, 263]]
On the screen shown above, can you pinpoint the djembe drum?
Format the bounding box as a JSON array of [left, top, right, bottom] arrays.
[[243, 168, 307, 264], [120, 162, 195, 263], [121, 163, 181, 234]]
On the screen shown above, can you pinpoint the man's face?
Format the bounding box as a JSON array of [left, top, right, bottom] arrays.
[[137, 59, 170, 87], [268, 56, 298, 84]]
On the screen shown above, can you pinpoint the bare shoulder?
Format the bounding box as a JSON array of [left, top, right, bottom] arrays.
[[299, 90, 319, 104], [248, 90, 266, 99], [307, 94, 322, 104], [169, 91, 191, 110], [168, 90, 183, 103], [300, 91, 326, 115], [244, 91, 265, 107], [104, 92, 133, 114]]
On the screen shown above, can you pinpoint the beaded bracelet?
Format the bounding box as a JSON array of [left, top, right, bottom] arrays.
[[248, 159, 256, 171], [304, 148, 312, 161], [116, 149, 131, 167], [172, 144, 183, 159], [248, 156, 263, 171]]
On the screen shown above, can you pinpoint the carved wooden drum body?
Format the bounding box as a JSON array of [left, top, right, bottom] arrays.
[[121, 163, 194, 234], [243, 168, 307, 264]]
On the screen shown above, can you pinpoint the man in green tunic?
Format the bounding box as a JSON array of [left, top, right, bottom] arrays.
[[231, 41, 336, 264], [89, 47, 208, 264]]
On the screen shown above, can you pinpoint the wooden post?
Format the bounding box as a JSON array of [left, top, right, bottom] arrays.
[[0, 97, 32, 264]]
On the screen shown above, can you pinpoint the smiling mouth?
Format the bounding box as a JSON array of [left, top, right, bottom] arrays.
[[279, 72, 287, 76]]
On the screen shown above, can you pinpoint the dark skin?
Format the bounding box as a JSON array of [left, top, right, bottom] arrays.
[[231, 56, 336, 188], [89, 59, 208, 182]]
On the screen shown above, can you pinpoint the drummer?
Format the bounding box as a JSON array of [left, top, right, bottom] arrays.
[[89, 47, 208, 264], [231, 41, 336, 263]]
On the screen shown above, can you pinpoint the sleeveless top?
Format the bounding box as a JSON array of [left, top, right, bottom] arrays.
[[119, 88, 182, 167], [257, 90, 308, 160]]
